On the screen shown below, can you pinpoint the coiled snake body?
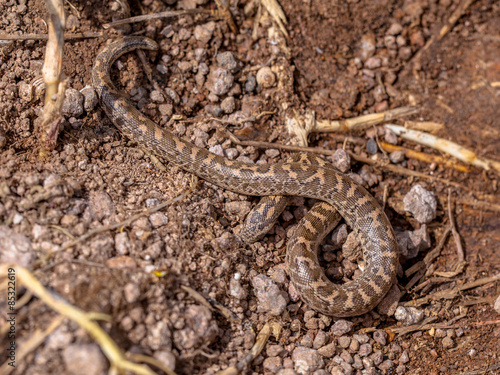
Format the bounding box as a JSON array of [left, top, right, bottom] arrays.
[[92, 37, 398, 317]]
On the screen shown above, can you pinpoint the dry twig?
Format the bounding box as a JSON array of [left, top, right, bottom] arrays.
[[0, 265, 160, 375], [379, 141, 471, 173], [405, 225, 451, 278], [433, 191, 465, 277], [0, 32, 102, 40], [260, 0, 288, 37], [287, 107, 418, 146], [404, 121, 444, 134], [103, 9, 213, 29], [385, 124, 500, 173], [404, 274, 500, 307], [180, 285, 241, 325], [39, 0, 66, 156]]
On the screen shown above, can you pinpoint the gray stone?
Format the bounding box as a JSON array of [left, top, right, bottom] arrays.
[[403, 185, 437, 223], [0, 225, 35, 267], [251, 274, 287, 315], [62, 88, 84, 117], [62, 344, 106, 375]]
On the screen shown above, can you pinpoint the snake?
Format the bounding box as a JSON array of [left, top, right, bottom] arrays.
[[92, 36, 399, 317]]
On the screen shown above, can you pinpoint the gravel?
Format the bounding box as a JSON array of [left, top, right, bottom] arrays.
[[403, 184, 437, 224], [251, 274, 287, 315], [394, 306, 424, 325], [291, 346, 324, 374], [331, 320, 354, 336], [62, 88, 85, 117]]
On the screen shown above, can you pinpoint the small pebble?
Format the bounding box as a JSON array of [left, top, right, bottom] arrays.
[[349, 338, 359, 352], [394, 306, 424, 325], [442, 336, 455, 349], [267, 344, 285, 357], [340, 350, 353, 364], [216, 51, 241, 73], [330, 366, 344, 375], [62, 344, 107, 375], [105, 255, 136, 268], [221, 96, 236, 114], [115, 232, 131, 255], [313, 331, 329, 349], [194, 21, 215, 44], [225, 148, 239, 160], [359, 33, 376, 60], [365, 57, 381, 69], [229, 277, 247, 299], [332, 149, 351, 173], [396, 364, 406, 374], [18, 81, 34, 102], [387, 23, 403, 35], [153, 351, 176, 372], [337, 336, 351, 348], [209, 144, 225, 157], [149, 212, 168, 228], [251, 275, 287, 315], [352, 355, 363, 370], [123, 283, 141, 303], [245, 75, 257, 92], [373, 331, 388, 346], [331, 320, 353, 336], [366, 138, 378, 154], [403, 185, 437, 224], [62, 88, 85, 117], [399, 350, 409, 364], [80, 86, 98, 112], [410, 30, 426, 47], [378, 359, 394, 373], [371, 352, 383, 366], [396, 225, 431, 259], [384, 35, 397, 50], [384, 128, 398, 144], [359, 343, 372, 357], [178, 28, 191, 40], [398, 46, 413, 61], [389, 150, 405, 163], [177, 61, 192, 72], [292, 347, 324, 374], [173, 305, 218, 350], [207, 67, 234, 96], [89, 191, 115, 221], [317, 342, 336, 358], [265, 149, 280, 159], [263, 356, 283, 373], [0, 225, 35, 267]]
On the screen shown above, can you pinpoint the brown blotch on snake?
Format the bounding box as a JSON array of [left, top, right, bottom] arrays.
[[92, 36, 399, 317]]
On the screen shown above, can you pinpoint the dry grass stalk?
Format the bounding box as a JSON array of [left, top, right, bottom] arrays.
[[39, 0, 66, 156], [379, 141, 471, 173], [385, 124, 500, 173]]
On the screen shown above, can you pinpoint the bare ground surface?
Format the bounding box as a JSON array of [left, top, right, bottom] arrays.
[[0, 0, 499, 374]]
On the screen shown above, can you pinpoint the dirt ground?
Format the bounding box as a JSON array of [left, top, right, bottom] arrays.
[[0, 0, 499, 374]]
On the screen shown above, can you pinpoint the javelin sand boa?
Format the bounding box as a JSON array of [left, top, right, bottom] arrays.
[[92, 37, 399, 317]]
